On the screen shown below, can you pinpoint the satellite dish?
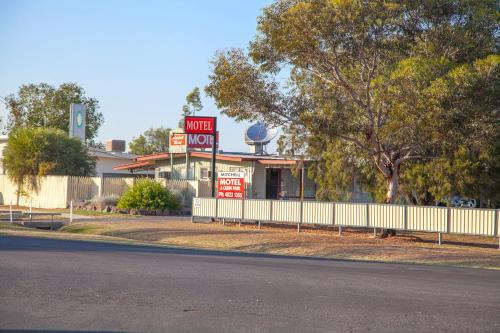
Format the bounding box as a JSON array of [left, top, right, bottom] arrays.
[[244, 122, 277, 155]]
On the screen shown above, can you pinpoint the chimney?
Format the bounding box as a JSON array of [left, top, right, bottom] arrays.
[[106, 140, 126, 153]]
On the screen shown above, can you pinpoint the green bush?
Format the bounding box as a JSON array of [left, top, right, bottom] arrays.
[[117, 179, 180, 211]]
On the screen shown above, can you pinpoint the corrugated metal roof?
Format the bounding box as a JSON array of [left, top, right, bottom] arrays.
[[113, 150, 310, 170]]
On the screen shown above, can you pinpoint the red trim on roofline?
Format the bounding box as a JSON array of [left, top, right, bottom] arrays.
[[116, 150, 309, 170], [189, 151, 244, 162], [113, 161, 154, 170], [258, 160, 297, 165], [136, 152, 171, 161]]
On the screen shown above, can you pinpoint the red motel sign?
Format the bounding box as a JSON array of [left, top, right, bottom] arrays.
[[184, 116, 216, 134], [217, 172, 245, 199]]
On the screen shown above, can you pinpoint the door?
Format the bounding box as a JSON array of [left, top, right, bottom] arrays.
[[265, 168, 281, 199]]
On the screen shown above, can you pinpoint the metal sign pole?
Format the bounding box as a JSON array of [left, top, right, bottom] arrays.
[[211, 118, 217, 197]]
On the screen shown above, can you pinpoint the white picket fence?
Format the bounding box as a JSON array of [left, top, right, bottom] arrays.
[[192, 198, 500, 239]]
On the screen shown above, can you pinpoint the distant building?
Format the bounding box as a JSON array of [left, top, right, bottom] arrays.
[[89, 139, 152, 177]]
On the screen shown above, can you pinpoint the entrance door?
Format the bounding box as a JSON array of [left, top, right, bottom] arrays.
[[265, 168, 281, 199]]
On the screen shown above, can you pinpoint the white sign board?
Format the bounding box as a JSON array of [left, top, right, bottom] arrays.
[[217, 172, 245, 199], [69, 103, 86, 141]]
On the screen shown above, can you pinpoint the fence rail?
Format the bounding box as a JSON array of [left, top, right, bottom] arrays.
[[192, 197, 500, 240]]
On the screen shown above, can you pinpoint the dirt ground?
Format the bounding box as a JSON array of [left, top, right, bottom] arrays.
[[1, 218, 499, 269]]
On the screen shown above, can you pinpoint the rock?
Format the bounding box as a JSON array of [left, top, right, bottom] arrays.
[[130, 208, 138, 215]]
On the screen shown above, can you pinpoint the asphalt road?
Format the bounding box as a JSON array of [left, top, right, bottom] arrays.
[[1, 236, 499, 333]]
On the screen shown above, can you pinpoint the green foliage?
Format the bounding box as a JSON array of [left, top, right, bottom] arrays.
[[3, 127, 95, 195], [401, 144, 500, 207], [129, 127, 171, 155], [178, 87, 203, 128], [117, 179, 180, 211], [3, 82, 104, 142], [206, 0, 499, 204]]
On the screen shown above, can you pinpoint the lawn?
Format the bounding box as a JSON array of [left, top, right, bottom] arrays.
[[1, 218, 499, 269]]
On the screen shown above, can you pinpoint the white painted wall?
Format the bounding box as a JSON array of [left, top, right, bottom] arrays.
[[94, 156, 136, 176]]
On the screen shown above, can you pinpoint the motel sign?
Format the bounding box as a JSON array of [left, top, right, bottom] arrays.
[[217, 172, 245, 199], [187, 132, 219, 148], [184, 115, 218, 197], [184, 116, 216, 135]]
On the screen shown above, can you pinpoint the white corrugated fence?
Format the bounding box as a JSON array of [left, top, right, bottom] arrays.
[[192, 197, 500, 238]]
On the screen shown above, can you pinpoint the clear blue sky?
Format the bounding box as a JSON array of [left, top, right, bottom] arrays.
[[0, 0, 274, 152]]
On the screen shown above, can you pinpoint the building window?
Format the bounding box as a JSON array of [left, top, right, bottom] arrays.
[[159, 171, 171, 179], [200, 168, 212, 180]]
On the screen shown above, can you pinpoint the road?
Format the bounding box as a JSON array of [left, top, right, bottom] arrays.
[[1, 236, 499, 333]]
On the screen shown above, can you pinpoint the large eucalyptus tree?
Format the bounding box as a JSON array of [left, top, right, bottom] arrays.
[[206, 0, 499, 206]]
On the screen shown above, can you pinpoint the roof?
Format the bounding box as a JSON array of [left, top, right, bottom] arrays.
[[113, 150, 306, 171], [113, 160, 154, 171], [88, 147, 136, 160]]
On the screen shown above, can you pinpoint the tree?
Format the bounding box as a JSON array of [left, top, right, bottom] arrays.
[[178, 87, 203, 128], [3, 127, 95, 203], [129, 127, 171, 155], [206, 0, 499, 210], [3, 82, 104, 142]]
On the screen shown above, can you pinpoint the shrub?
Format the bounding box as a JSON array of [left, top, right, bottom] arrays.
[[86, 195, 120, 207], [117, 179, 180, 211]]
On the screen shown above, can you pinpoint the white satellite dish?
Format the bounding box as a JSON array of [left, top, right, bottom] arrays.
[[244, 122, 277, 155]]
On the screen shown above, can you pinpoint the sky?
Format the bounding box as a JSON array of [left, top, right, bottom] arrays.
[[0, 0, 275, 152]]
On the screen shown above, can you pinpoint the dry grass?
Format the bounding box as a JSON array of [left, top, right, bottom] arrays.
[[1, 219, 499, 269]]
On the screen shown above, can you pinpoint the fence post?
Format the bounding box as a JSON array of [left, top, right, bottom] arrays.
[[494, 209, 499, 250], [298, 200, 303, 233], [403, 205, 408, 231], [269, 200, 273, 222], [9, 201, 13, 223], [241, 198, 245, 223], [70, 200, 73, 224], [215, 197, 219, 221], [366, 204, 370, 227], [98, 176, 104, 197], [446, 206, 451, 234], [332, 202, 335, 226]]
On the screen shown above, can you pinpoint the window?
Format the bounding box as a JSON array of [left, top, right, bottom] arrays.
[[200, 168, 212, 179], [158, 171, 171, 179]]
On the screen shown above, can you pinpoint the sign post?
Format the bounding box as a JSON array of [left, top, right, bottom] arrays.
[[217, 172, 245, 199], [184, 116, 217, 197], [210, 118, 217, 197]]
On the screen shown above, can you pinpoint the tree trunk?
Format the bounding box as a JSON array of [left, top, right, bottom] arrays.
[[381, 167, 399, 237], [385, 168, 399, 204]]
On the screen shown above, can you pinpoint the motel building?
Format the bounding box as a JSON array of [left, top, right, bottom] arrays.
[[114, 123, 319, 200], [113, 150, 317, 200]]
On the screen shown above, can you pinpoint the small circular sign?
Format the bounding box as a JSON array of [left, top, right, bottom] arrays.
[[76, 110, 83, 128]]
